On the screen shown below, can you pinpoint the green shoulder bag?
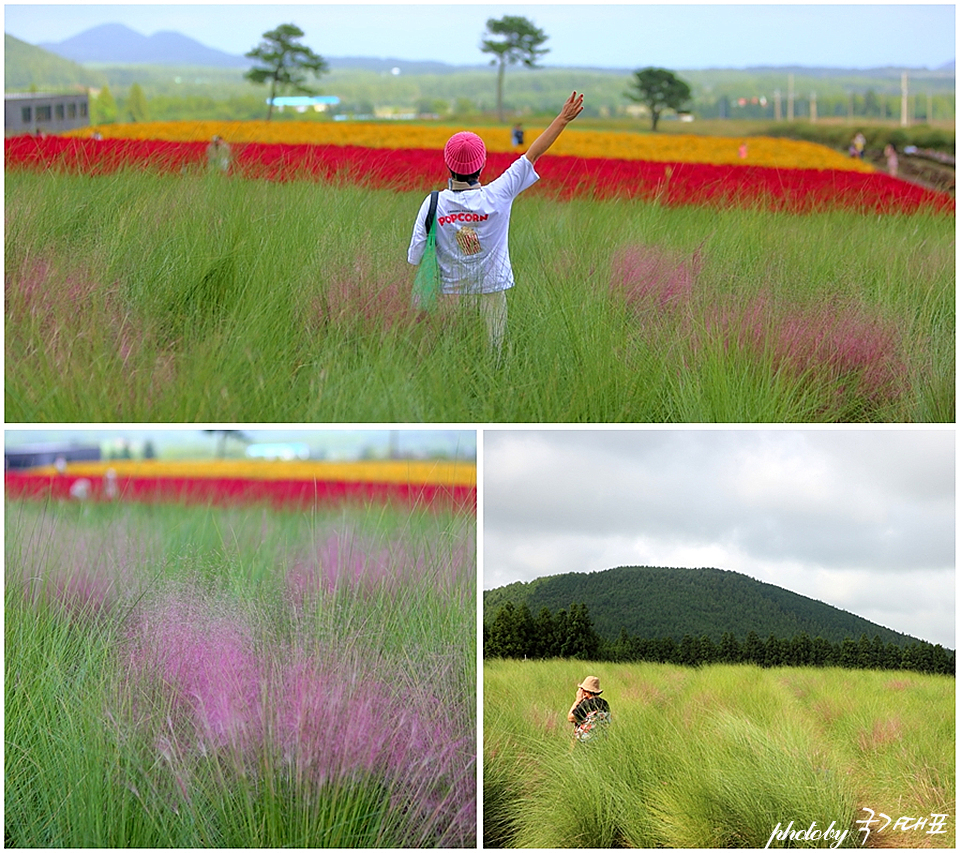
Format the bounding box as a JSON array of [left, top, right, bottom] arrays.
[[413, 190, 440, 311]]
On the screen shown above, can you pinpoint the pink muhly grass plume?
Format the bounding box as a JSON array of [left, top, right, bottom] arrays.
[[285, 529, 435, 608], [116, 585, 475, 845], [706, 292, 909, 411], [13, 519, 155, 621], [609, 243, 704, 315], [122, 590, 264, 750], [309, 253, 419, 333]]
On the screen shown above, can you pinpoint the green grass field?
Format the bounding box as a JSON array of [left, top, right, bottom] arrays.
[[483, 659, 955, 848], [5, 168, 954, 422], [5, 498, 476, 847]]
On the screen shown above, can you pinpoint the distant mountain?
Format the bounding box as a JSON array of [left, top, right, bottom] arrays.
[[38, 23, 247, 68], [326, 56, 477, 74], [4, 33, 108, 91], [483, 565, 930, 647]]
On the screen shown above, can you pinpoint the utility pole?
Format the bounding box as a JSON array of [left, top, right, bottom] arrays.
[[787, 73, 794, 121], [900, 71, 909, 127], [810, 91, 817, 122]]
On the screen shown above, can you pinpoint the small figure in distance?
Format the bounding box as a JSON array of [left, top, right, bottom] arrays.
[[207, 135, 231, 173]]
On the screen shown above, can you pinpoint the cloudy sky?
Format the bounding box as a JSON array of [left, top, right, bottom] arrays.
[[5, 3, 955, 70], [482, 429, 955, 648]]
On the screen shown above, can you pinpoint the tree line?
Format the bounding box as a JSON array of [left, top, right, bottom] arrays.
[[483, 601, 956, 676]]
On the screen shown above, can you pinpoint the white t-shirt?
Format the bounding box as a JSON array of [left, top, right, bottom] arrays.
[[407, 155, 539, 295]]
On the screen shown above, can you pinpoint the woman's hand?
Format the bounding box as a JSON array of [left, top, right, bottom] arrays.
[[559, 91, 584, 123]]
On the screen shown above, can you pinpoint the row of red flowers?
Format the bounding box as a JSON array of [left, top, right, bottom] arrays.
[[6, 134, 953, 215], [5, 470, 476, 513]]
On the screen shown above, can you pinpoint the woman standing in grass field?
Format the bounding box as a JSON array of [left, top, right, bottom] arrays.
[[407, 91, 584, 352]]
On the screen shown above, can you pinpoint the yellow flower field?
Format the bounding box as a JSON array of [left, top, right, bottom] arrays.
[[24, 458, 476, 487], [68, 120, 874, 173]]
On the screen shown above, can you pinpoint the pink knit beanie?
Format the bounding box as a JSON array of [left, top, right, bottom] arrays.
[[444, 131, 487, 175]]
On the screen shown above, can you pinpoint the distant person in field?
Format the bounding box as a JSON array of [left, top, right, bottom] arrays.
[[850, 131, 866, 159], [884, 143, 899, 177], [207, 135, 231, 173], [567, 675, 611, 742], [511, 123, 525, 147], [407, 91, 584, 353]]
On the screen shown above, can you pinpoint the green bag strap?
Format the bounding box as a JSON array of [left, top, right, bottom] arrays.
[[425, 190, 439, 235]]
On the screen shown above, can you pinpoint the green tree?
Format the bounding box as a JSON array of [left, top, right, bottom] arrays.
[[561, 602, 601, 660], [718, 631, 742, 664], [532, 607, 556, 658], [838, 637, 859, 669], [742, 630, 764, 666], [698, 635, 718, 666], [92, 84, 117, 124], [763, 634, 785, 668], [625, 67, 692, 131], [480, 15, 549, 123], [678, 634, 698, 667], [126, 82, 149, 122], [790, 632, 814, 667], [245, 24, 329, 120], [486, 601, 519, 658], [812, 636, 834, 667]]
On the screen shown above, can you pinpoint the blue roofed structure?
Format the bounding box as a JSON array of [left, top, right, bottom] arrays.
[[268, 95, 340, 112]]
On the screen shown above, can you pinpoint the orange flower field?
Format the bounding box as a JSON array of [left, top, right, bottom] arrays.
[[68, 119, 874, 172], [9, 118, 950, 214]]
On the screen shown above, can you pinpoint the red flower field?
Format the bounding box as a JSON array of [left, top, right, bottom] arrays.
[[5, 134, 953, 215]]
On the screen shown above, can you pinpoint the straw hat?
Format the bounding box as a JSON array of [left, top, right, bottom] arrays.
[[444, 131, 486, 175], [578, 676, 602, 694]]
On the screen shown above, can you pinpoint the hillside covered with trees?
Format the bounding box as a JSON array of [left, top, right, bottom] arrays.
[[482, 568, 955, 676], [482, 565, 931, 646], [4, 34, 107, 90]]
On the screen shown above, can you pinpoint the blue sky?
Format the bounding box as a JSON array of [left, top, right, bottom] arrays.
[[5, 428, 477, 460], [4, 4, 955, 70]]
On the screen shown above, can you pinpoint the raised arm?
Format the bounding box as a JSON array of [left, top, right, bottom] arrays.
[[524, 91, 584, 165]]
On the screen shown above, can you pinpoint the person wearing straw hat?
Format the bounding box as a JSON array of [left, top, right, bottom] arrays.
[[567, 675, 611, 742], [407, 91, 584, 353]]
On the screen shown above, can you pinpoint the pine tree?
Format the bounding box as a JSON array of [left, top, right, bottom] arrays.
[[678, 634, 698, 667], [718, 631, 742, 664], [532, 607, 555, 658], [93, 85, 117, 124], [126, 83, 149, 122], [561, 602, 601, 660], [488, 602, 526, 658], [743, 631, 764, 666]]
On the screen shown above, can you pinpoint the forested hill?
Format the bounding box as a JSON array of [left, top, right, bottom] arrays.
[[4, 34, 107, 91], [483, 565, 926, 647]]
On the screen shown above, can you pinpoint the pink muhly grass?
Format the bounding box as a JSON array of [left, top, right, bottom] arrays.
[[12, 520, 155, 621], [609, 243, 704, 315], [309, 252, 420, 334], [122, 590, 264, 750], [271, 654, 413, 784], [285, 530, 425, 608], [6, 254, 158, 376], [705, 292, 909, 411], [606, 243, 910, 414]]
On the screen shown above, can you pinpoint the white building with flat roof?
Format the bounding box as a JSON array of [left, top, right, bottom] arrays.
[[5, 92, 90, 136]]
